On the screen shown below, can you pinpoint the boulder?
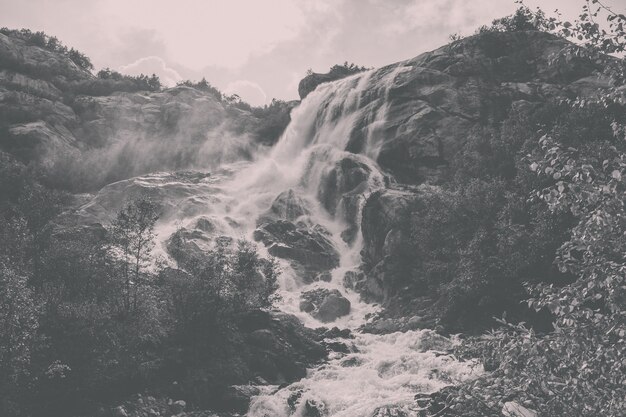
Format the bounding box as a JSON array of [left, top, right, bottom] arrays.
[[220, 385, 261, 413], [300, 288, 351, 323], [258, 189, 311, 224], [287, 390, 326, 417], [371, 406, 410, 417], [253, 220, 340, 283], [169, 400, 186, 414], [359, 187, 434, 302], [112, 406, 128, 417]]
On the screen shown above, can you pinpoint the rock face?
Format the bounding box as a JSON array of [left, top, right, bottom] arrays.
[[300, 288, 351, 322], [0, 31, 291, 190], [358, 187, 429, 301], [362, 31, 615, 184], [318, 155, 385, 244]]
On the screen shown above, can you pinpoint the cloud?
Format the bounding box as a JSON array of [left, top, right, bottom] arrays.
[[224, 80, 268, 106], [119, 56, 182, 87]]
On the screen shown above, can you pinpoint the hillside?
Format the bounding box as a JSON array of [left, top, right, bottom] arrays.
[[0, 30, 292, 191]]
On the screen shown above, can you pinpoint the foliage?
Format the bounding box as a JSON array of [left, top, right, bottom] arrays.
[[166, 236, 280, 334], [477, 5, 550, 34], [328, 61, 370, 76], [487, 105, 625, 415], [177, 78, 223, 100], [439, 2, 626, 415], [109, 197, 160, 314], [97, 68, 162, 92], [406, 106, 579, 330], [250, 98, 293, 145], [0, 28, 93, 70], [0, 158, 282, 415], [476, 0, 626, 56]]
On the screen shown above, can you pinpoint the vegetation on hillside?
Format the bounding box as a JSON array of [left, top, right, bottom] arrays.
[[0, 28, 94, 71], [305, 61, 370, 78], [0, 158, 283, 416], [421, 2, 626, 415]]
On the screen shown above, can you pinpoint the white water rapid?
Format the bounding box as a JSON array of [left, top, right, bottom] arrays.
[[80, 66, 481, 416]]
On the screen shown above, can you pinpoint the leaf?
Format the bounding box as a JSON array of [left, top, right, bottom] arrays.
[[611, 170, 621, 180]]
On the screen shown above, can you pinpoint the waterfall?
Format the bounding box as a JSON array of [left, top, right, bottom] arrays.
[[85, 65, 481, 416]]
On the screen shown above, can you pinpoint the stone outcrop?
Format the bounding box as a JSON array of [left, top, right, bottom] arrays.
[[253, 220, 340, 283], [298, 66, 363, 99]]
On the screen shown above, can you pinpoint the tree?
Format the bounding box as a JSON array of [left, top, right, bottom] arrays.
[[67, 48, 93, 71], [109, 197, 159, 313]]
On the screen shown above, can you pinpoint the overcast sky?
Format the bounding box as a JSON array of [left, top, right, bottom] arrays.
[[1, 0, 617, 105]]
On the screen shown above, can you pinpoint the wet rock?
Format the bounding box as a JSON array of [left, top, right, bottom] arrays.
[[502, 402, 538, 417], [318, 155, 383, 245], [412, 329, 452, 352], [303, 399, 326, 417], [318, 156, 372, 215], [220, 385, 261, 413], [340, 356, 363, 367], [287, 389, 304, 411], [169, 400, 186, 414], [259, 189, 311, 223], [371, 406, 410, 417], [253, 220, 340, 283], [322, 340, 353, 354], [320, 326, 353, 339], [300, 288, 351, 323]]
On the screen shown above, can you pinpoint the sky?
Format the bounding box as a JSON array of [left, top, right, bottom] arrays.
[[0, 0, 618, 106]]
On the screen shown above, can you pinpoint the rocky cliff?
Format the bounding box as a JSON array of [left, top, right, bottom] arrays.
[[0, 31, 290, 191], [338, 30, 619, 311]]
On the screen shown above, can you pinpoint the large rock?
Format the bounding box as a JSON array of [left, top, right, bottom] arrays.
[[257, 189, 311, 224], [318, 155, 385, 244], [253, 220, 340, 283], [299, 288, 351, 323], [0, 32, 92, 83], [359, 187, 425, 301], [4, 121, 78, 167]]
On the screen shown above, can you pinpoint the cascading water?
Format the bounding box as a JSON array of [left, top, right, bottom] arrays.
[[81, 64, 481, 416]]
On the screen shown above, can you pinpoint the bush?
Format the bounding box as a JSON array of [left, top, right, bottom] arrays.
[[166, 237, 280, 336], [177, 78, 223, 100], [328, 61, 370, 76], [0, 28, 93, 70]]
